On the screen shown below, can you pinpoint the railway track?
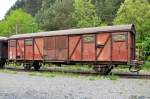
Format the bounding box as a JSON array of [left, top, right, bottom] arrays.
[[2, 66, 150, 79]]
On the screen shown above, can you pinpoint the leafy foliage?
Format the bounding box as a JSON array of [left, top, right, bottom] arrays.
[[0, 9, 39, 36], [35, 0, 74, 31], [35, 0, 101, 30], [8, 0, 123, 26], [94, 0, 124, 25], [114, 0, 150, 40], [72, 0, 102, 27], [7, 0, 42, 16]]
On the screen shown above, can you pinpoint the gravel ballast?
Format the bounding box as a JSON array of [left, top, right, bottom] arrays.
[[0, 73, 149, 99]]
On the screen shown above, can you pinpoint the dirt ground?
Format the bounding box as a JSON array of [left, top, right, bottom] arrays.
[[0, 73, 150, 99]]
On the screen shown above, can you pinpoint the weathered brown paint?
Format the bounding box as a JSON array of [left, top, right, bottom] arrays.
[[8, 25, 136, 66]]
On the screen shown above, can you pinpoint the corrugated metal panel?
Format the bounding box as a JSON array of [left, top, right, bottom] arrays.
[[56, 49, 68, 60], [96, 33, 111, 61], [56, 36, 68, 49], [44, 37, 55, 50], [82, 35, 95, 61], [112, 33, 128, 61], [9, 40, 17, 60], [25, 39, 33, 60], [25, 46, 33, 60], [43, 36, 68, 60], [43, 37, 56, 60], [69, 36, 81, 60], [9, 24, 135, 39], [9, 40, 16, 47], [55, 36, 68, 60], [17, 40, 24, 59], [34, 38, 43, 60]]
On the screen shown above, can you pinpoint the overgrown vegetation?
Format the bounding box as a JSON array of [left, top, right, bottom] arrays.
[[0, 68, 101, 80], [72, 0, 102, 27], [35, 0, 74, 30], [143, 61, 150, 70], [0, 9, 38, 36], [0, 69, 17, 74], [107, 74, 118, 80]]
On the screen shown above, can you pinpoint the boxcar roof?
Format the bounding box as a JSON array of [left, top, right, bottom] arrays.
[[9, 24, 135, 39], [0, 36, 8, 41]]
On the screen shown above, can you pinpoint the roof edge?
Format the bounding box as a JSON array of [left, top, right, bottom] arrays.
[[9, 24, 135, 39]]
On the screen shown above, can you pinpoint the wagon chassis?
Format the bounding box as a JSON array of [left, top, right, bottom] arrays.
[[8, 58, 141, 75]]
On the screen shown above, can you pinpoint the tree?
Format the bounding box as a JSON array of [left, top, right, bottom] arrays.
[[94, 0, 124, 25], [7, 0, 42, 16], [113, 0, 150, 41], [72, 0, 102, 28], [0, 9, 39, 36], [35, 0, 74, 31], [0, 20, 8, 36]]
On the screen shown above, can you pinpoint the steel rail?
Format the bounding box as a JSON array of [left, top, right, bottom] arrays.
[[2, 66, 150, 79]]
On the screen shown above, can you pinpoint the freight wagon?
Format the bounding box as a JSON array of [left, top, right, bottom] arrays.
[[8, 24, 142, 74], [0, 36, 8, 68]]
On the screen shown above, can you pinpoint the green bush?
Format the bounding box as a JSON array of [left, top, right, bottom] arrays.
[[108, 74, 118, 80], [143, 61, 150, 70]]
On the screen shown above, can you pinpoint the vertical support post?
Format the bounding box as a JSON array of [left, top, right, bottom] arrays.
[[127, 32, 129, 64], [95, 34, 97, 62], [32, 38, 34, 60], [110, 33, 112, 62], [67, 35, 70, 62], [81, 35, 83, 61], [16, 39, 17, 60], [24, 39, 25, 61], [54, 37, 56, 60]]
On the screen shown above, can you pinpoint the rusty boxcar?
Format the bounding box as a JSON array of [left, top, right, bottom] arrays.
[[8, 24, 138, 74], [0, 36, 8, 68]]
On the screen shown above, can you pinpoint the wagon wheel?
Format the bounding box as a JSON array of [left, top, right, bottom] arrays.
[[129, 65, 142, 73], [33, 62, 41, 71], [23, 64, 31, 70], [92, 65, 113, 75], [0, 60, 5, 68], [0, 59, 6, 68], [34, 65, 41, 71]]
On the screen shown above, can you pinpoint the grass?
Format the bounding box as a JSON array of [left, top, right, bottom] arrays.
[[0, 69, 17, 74], [28, 72, 56, 78], [66, 65, 89, 70], [88, 76, 101, 81], [28, 71, 80, 78], [0, 68, 120, 81], [0, 63, 122, 80], [143, 61, 150, 70], [107, 74, 118, 80], [0, 68, 102, 80], [43, 64, 90, 72]]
